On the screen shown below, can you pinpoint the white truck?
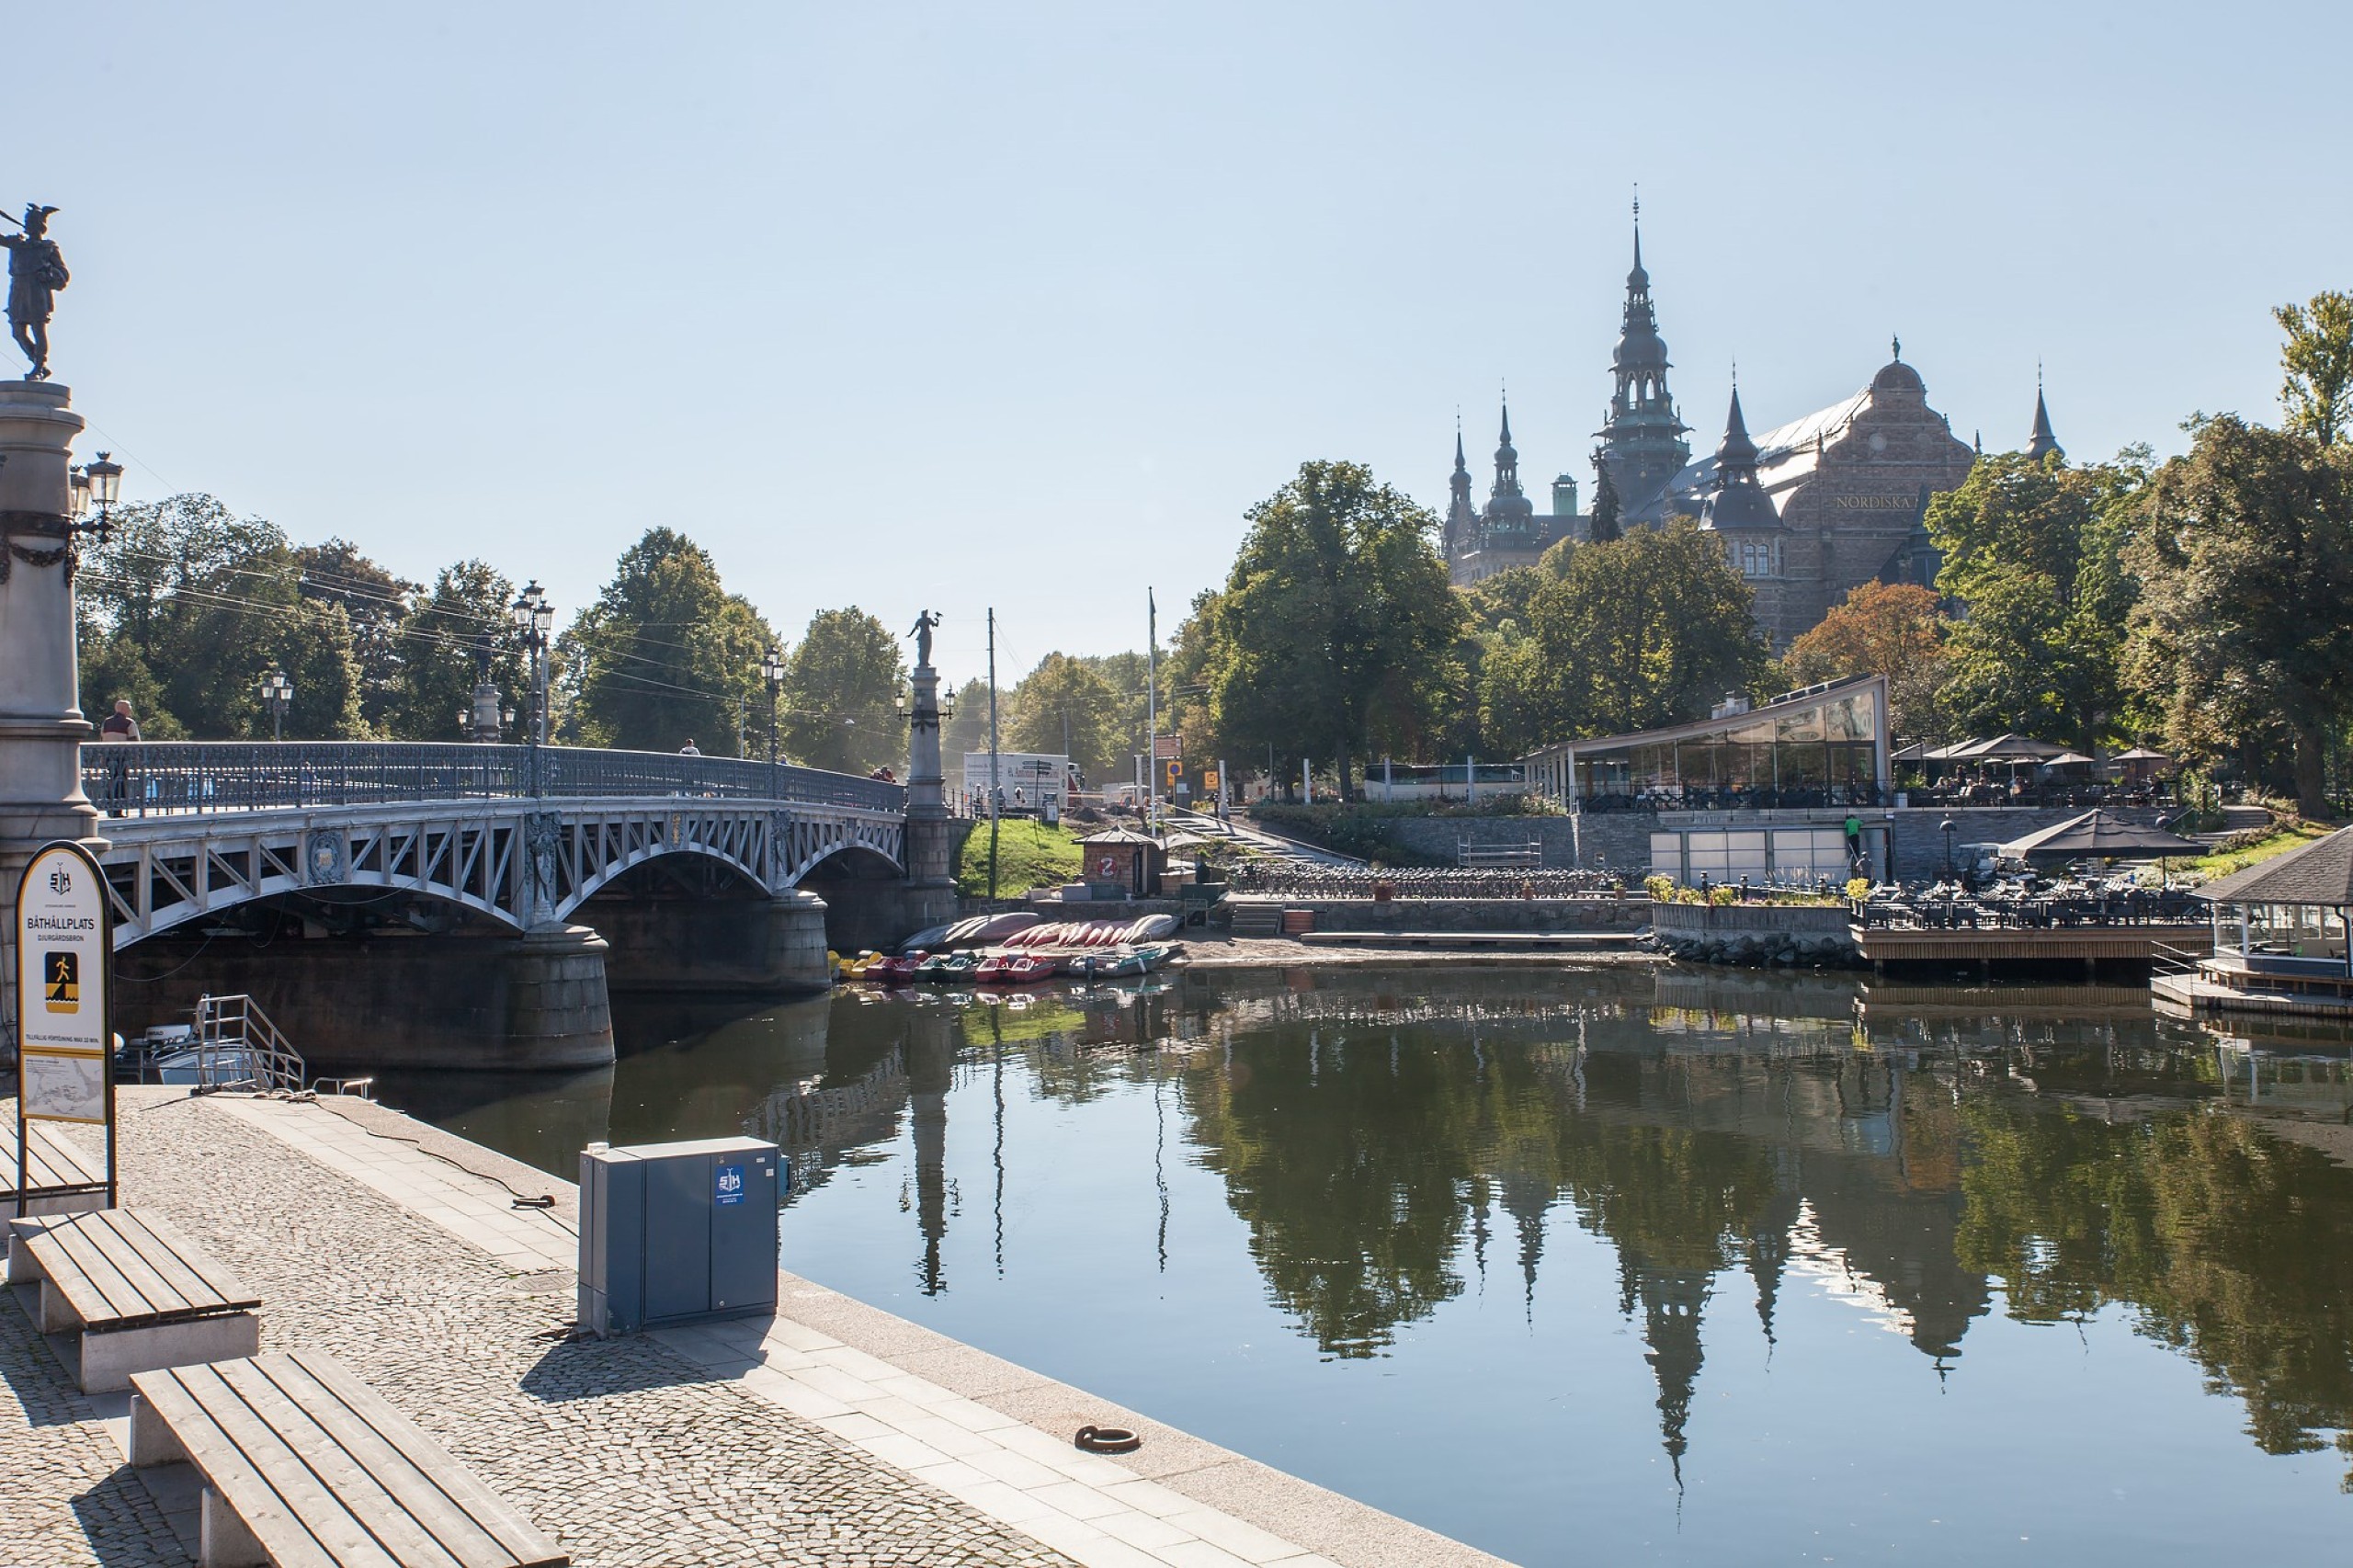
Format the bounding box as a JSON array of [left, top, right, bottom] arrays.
[[962, 752, 1071, 816]]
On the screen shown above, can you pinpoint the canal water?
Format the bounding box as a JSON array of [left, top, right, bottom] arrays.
[[377, 966, 2353, 1566]]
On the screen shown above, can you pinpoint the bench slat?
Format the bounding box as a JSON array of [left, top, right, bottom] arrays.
[[133, 1363, 357, 1568], [23, 1209, 259, 1329], [70, 1211, 193, 1320], [176, 1358, 412, 1568], [132, 1354, 568, 1568], [31, 1218, 161, 1324], [264, 1352, 565, 1568], [220, 1358, 473, 1568], [0, 1123, 108, 1194], [115, 1209, 259, 1312]]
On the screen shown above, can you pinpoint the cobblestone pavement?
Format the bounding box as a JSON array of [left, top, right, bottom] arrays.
[[3, 1095, 1074, 1568], [0, 1267, 185, 1568]]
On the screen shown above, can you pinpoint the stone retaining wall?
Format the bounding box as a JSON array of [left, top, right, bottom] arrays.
[[1650, 900, 1860, 968], [1226, 895, 1651, 933]]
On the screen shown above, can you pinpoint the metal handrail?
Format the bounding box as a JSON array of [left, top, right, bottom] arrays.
[[81, 741, 906, 817], [194, 993, 307, 1092]]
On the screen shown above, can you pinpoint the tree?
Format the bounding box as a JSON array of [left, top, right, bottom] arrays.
[[1927, 451, 2143, 749], [77, 493, 319, 736], [1588, 453, 1622, 543], [2275, 290, 2353, 448], [1518, 522, 1768, 739], [1201, 461, 1462, 798], [389, 561, 525, 741], [941, 678, 995, 777], [1080, 651, 1154, 769], [780, 607, 904, 774], [295, 539, 416, 732], [1784, 581, 1952, 741], [563, 528, 778, 755], [2126, 415, 2353, 815], [1006, 653, 1121, 778]]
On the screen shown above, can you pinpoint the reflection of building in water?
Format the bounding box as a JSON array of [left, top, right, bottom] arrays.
[[1636, 1265, 1712, 1487]]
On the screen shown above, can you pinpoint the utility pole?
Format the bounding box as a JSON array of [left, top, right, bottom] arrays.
[[1145, 587, 1157, 835], [987, 608, 1000, 904]]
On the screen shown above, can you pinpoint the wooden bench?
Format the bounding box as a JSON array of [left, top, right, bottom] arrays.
[[0, 1119, 109, 1216], [6, 1207, 260, 1392], [131, 1350, 570, 1568]]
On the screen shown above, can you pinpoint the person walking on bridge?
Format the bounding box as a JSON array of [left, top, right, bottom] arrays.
[[98, 698, 139, 815], [678, 738, 700, 756]]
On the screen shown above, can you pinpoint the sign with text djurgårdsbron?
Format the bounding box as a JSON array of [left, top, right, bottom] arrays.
[[16, 841, 110, 1125]]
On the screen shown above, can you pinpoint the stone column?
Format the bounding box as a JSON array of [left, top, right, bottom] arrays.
[[765, 889, 833, 992], [900, 656, 960, 932], [500, 923, 616, 1069], [0, 381, 97, 1061]]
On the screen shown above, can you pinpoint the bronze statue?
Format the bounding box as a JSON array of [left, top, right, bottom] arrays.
[[1, 205, 66, 380], [908, 608, 939, 667]]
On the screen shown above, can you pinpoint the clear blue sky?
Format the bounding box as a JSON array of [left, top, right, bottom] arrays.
[[24, 1, 2347, 686]]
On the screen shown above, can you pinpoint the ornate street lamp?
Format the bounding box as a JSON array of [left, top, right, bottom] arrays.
[[760, 646, 785, 779], [261, 669, 294, 742], [511, 580, 553, 794]]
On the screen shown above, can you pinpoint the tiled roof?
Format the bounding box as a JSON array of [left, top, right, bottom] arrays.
[[2197, 825, 2353, 905]]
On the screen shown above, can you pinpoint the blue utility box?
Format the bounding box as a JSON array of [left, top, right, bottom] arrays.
[[578, 1136, 782, 1336]]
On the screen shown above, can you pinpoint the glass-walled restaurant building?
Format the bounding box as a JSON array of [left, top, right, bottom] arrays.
[[1523, 675, 1890, 812]]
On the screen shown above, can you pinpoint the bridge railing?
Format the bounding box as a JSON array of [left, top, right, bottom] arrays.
[[81, 741, 906, 817]]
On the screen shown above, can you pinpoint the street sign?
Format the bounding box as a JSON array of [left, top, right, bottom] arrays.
[[1164, 759, 1181, 788], [1153, 734, 1180, 760], [1203, 769, 1220, 791], [15, 839, 118, 1213]]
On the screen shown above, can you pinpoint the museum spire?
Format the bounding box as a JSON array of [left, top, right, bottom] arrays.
[[1597, 200, 1688, 523], [2027, 368, 2061, 460], [1486, 395, 1532, 523]]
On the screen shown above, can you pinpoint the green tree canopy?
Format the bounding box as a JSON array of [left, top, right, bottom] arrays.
[[1201, 460, 1462, 798], [1006, 653, 1122, 778], [781, 607, 905, 774], [2275, 290, 2353, 448], [388, 561, 526, 742], [2126, 414, 2353, 814], [1927, 450, 2144, 749], [563, 528, 778, 755], [77, 493, 364, 738], [1483, 521, 1768, 749], [294, 538, 417, 732]]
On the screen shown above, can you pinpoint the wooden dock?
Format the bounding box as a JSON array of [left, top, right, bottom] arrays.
[[1852, 922, 2213, 977]]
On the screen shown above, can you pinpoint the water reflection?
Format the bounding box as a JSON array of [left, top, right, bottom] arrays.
[[383, 966, 2353, 1552]]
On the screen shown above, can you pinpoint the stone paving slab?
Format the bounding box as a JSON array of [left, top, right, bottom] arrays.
[[199, 1091, 1506, 1568]]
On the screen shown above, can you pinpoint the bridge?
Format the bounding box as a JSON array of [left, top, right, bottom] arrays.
[[86, 742, 908, 946], [0, 381, 968, 1074], [68, 739, 953, 1073]]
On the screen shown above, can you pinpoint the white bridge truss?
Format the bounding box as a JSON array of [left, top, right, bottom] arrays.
[[95, 797, 905, 949]]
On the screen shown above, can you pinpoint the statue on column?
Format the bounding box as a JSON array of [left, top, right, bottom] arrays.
[[908, 608, 939, 668], [0, 205, 66, 381]]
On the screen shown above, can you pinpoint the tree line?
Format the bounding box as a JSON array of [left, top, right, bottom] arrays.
[[75, 517, 914, 774]]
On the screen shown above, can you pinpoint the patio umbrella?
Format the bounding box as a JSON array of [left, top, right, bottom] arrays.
[[2043, 751, 2096, 767], [1997, 809, 2205, 861], [2112, 746, 2174, 764]]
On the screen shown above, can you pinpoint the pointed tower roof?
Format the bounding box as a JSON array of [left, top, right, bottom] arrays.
[[2027, 369, 2061, 460], [1486, 394, 1533, 523], [1444, 415, 1481, 556], [1702, 379, 1779, 531]]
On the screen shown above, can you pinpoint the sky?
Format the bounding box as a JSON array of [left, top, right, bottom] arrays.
[[19, 1, 2350, 687]]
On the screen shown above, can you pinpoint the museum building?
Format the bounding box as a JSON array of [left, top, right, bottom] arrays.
[[1443, 222, 2056, 649]]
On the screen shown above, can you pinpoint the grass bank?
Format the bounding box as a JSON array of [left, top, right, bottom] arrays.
[[2184, 821, 2335, 881], [955, 818, 1082, 897]]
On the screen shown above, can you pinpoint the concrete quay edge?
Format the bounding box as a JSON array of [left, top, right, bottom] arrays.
[[208, 1089, 1511, 1568]]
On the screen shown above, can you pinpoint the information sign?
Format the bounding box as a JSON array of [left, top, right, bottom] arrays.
[[17, 842, 110, 1124], [1152, 734, 1180, 760], [14, 840, 117, 1211]]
